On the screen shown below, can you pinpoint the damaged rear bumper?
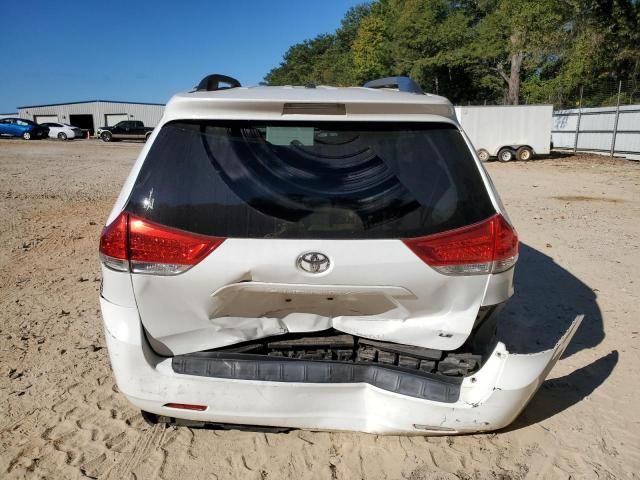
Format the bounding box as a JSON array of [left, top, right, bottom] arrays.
[[101, 296, 582, 434]]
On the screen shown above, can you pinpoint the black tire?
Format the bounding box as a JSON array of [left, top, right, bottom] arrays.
[[22, 131, 31, 140], [516, 146, 533, 161], [144, 132, 152, 142], [140, 410, 159, 425], [497, 148, 515, 162], [477, 149, 490, 162], [58, 132, 67, 141], [101, 131, 112, 142]]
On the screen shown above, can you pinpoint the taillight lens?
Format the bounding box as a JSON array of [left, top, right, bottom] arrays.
[[402, 214, 518, 275], [99, 212, 224, 275], [99, 213, 129, 272]]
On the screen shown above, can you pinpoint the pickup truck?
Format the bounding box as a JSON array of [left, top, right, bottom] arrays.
[[97, 120, 154, 142]]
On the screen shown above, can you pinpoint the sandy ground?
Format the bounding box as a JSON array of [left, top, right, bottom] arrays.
[[0, 138, 638, 479]]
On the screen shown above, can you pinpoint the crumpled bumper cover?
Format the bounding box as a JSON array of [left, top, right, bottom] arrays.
[[100, 296, 582, 434]]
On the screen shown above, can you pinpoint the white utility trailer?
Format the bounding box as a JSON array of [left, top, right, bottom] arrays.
[[455, 105, 553, 161]]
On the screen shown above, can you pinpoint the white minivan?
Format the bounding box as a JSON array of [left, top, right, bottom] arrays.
[[99, 75, 581, 434]]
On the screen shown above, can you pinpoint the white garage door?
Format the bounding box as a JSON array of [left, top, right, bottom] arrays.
[[105, 114, 129, 126], [35, 115, 59, 124]]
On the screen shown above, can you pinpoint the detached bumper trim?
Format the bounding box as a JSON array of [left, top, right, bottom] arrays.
[[172, 352, 462, 403]]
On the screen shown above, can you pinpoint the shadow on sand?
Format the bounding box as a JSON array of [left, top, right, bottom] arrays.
[[498, 243, 604, 356], [498, 243, 617, 428], [507, 350, 618, 431]]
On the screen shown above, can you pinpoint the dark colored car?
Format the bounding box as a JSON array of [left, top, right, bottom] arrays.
[[0, 118, 49, 140], [97, 120, 154, 142]]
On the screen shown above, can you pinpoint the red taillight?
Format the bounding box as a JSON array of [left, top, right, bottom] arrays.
[[128, 215, 225, 274], [99, 212, 225, 275], [163, 402, 207, 411], [99, 213, 129, 272], [402, 214, 518, 275]]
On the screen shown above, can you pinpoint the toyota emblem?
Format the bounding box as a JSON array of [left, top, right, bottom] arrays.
[[297, 252, 331, 274]]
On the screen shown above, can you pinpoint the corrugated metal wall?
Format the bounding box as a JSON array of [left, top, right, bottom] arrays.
[[17, 101, 165, 135], [552, 105, 640, 161], [0, 113, 18, 120]]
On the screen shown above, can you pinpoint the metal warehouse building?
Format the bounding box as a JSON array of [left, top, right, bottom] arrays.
[[17, 100, 165, 136]]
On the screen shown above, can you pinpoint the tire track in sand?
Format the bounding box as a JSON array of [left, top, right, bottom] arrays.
[[105, 424, 166, 479]]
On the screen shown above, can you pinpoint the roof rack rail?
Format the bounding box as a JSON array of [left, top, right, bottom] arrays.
[[363, 76, 424, 95], [195, 74, 241, 92]]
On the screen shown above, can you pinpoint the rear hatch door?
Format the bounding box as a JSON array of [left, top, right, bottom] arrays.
[[124, 120, 498, 355]]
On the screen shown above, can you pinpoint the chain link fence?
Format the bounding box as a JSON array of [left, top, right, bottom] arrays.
[[455, 78, 639, 109], [538, 79, 640, 109]]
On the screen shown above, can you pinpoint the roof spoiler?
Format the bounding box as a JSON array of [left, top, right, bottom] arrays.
[[363, 76, 424, 95], [194, 74, 241, 92]]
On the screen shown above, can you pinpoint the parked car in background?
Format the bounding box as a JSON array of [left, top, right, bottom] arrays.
[[0, 118, 49, 140], [97, 120, 154, 142], [40, 122, 84, 140]]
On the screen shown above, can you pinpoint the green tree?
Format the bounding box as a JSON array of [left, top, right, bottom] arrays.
[[264, 4, 373, 86], [383, 0, 482, 101], [264, 0, 639, 107], [521, 0, 639, 106], [263, 35, 335, 86], [471, 0, 568, 104], [352, 14, 388, 81]]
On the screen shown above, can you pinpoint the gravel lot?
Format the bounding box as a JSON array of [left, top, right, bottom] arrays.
[[1, 138, 639, 479]]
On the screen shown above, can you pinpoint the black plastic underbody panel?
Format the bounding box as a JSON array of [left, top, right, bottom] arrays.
[[172, 352, 462, 403]]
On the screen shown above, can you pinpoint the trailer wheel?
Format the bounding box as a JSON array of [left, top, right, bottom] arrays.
[[498, 148, 515, 162], [477, 149, 490, 162], [516, 146, 533, 161]]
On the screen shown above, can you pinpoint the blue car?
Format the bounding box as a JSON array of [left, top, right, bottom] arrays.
[[0, 118, 49, 140]]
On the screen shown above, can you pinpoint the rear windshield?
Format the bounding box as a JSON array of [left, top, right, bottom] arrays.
[[125, 121, 495, 239]]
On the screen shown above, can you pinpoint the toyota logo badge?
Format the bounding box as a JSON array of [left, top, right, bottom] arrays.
[[297, 252, 331, 274]]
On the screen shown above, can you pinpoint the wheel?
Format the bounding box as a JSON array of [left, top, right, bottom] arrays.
[[140, 410, 159, 425], [477, 149, 490, 162], [57, 132, 67, 141], [101, 131, 112, 142], [497, 148, 515, 162], [22, 131, 31, 140], [516, 146, 533, 161], [144, 133, 152, 142]]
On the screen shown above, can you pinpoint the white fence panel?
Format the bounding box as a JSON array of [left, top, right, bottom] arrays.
[[552, 105, 640, 160]]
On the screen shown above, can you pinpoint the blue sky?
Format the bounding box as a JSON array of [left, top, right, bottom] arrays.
[[0, 0, 363, 112]]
